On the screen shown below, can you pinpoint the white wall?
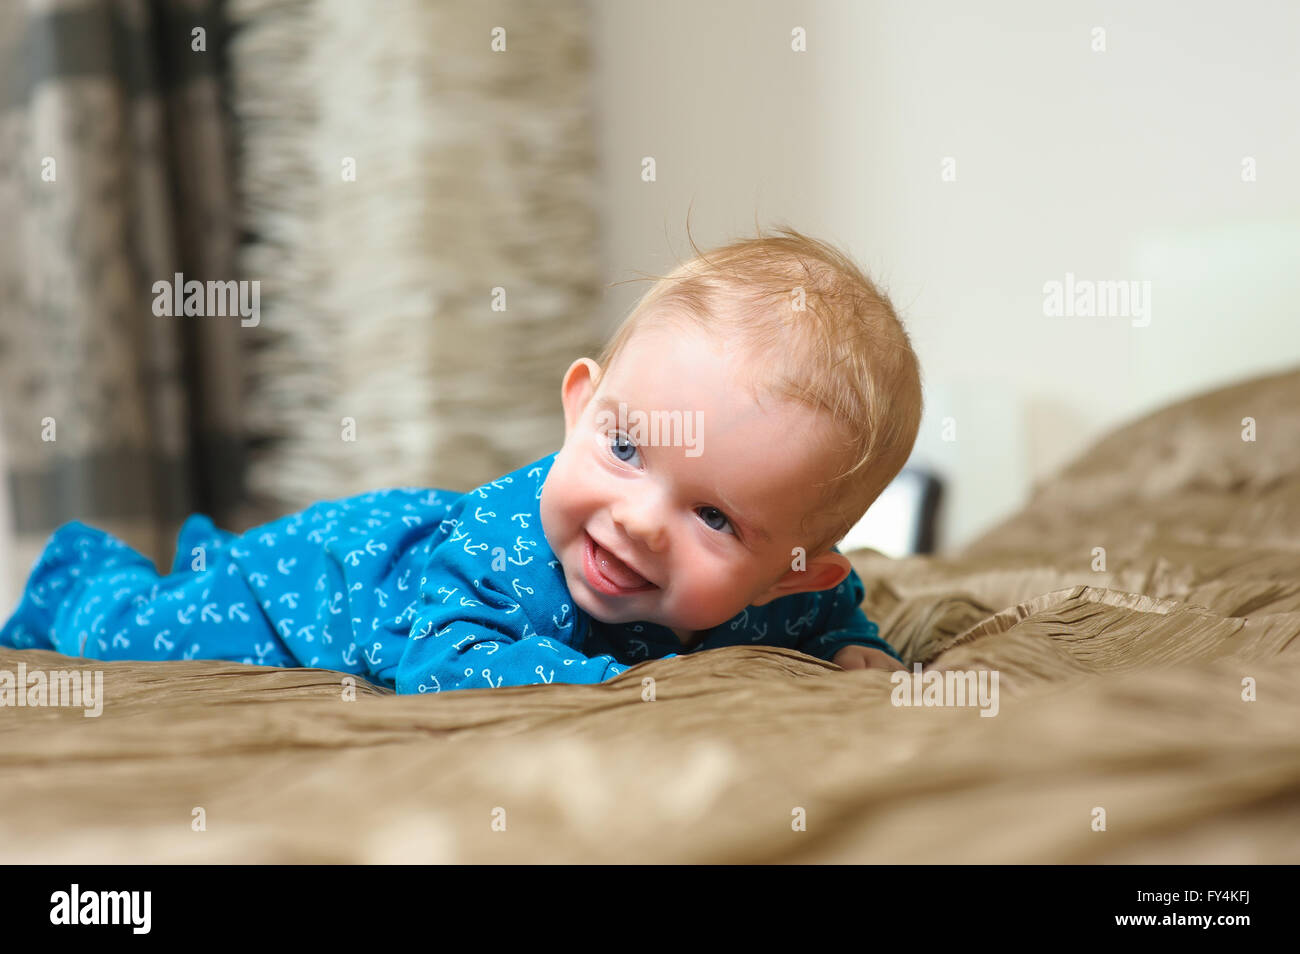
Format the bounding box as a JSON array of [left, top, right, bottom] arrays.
[[589, 0, 1300, 553]]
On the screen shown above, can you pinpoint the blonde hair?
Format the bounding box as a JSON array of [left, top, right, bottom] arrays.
[[596, 222, 924, 556]]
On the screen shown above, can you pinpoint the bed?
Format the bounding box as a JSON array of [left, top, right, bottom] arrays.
[[3, 366, 1298, 863]]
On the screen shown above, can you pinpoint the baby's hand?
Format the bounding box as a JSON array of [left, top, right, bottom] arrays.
[[832, 644, 907, 672]]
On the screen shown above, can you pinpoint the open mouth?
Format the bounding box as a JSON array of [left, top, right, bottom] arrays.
[[582, 530, 657, 596]]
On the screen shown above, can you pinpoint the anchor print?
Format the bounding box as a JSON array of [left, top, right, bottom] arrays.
[[784, 605, 818, 637], [509, 537, 537, 566]]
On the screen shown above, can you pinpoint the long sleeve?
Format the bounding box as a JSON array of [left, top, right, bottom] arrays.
[[393, 546, 631, 694], [794, 565, 901, 663]]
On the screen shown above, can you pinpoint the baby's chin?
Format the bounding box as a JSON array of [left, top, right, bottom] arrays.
[[569, 587, 683, 631]]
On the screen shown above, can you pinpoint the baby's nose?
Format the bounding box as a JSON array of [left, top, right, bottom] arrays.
[[613, 501, 667, 552]]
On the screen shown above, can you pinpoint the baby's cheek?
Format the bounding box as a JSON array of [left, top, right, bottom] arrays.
[[675, 578, 748, 630]]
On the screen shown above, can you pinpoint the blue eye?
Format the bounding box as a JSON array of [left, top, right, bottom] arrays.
[[697, 506, 734, 535], [609, 432, 641, 466]]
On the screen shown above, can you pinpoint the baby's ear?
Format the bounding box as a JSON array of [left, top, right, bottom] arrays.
[[752, 550, 852, 605], [560, 357, 601, 431]]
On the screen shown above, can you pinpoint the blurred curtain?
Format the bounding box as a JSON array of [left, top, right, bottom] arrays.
[[226, 0, 604, 513], [0, 0, 244, 606]]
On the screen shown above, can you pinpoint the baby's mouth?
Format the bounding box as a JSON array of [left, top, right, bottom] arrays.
[[582, 530, 657, 595]]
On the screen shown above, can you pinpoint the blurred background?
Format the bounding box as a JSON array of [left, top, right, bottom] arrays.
[[1, 0, 1297, 609]]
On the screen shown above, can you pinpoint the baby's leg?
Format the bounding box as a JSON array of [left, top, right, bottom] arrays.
[[1, 518, 296, 668]]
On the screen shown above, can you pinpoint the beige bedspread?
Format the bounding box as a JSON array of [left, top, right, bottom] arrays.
[[3, 368, 1299, 863]]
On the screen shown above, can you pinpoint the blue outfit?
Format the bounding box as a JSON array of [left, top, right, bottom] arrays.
[[0, 452, 899, 693]]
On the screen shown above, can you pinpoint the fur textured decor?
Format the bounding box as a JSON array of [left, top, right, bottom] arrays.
[[226, 0, 604, 512]]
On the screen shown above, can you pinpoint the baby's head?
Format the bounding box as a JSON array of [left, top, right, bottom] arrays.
[[540, 226, 923, 646]]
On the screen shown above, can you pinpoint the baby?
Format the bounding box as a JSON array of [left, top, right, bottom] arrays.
[[0, 228, 923, 693]]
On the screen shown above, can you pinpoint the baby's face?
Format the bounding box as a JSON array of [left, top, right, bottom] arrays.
[[540, 319, 847, 645]]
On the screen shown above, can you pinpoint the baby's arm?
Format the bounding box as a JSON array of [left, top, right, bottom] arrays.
[[391, 555, 630, 694], [395, 617, 629, 693], [794, 565, 904, 670]]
